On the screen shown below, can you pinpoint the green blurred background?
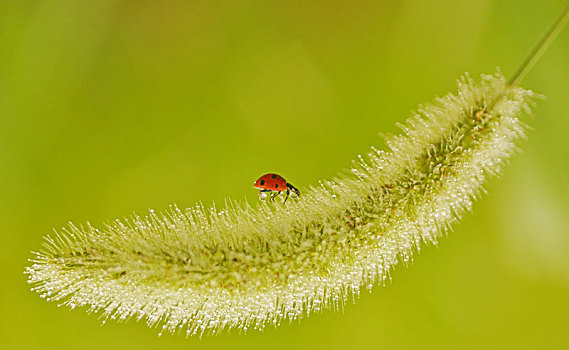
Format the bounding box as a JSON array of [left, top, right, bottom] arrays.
[[2, 0, 568, 349]]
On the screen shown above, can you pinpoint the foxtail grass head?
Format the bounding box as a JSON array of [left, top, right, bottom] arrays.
[[26, 72, 536, 336]]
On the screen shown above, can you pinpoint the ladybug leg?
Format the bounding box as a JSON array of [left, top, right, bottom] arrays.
[[283, 189, 290, 204], [259, 189, 270, 201], [270, 191, 280, 202]]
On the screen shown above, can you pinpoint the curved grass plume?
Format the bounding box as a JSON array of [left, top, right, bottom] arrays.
[[25, 73, 534, 336], [26, 3, 569, 338]]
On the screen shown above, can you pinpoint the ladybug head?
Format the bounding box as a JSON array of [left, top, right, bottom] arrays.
[[287, 183, 300, 198]]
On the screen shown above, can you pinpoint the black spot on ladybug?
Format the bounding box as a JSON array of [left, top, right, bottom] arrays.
[[260, 179, 265, 185], [275, 184, 279, 188], [272, 175, 277, 179]]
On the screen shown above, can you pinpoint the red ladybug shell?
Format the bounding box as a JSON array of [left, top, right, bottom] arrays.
[[254, 173, 287, 192]]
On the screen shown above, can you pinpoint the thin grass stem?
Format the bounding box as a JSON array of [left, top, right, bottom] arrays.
[[508, 1, 569, 86]]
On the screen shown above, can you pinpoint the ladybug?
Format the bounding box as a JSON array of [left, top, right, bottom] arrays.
[[253, 173, 300, 203]]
